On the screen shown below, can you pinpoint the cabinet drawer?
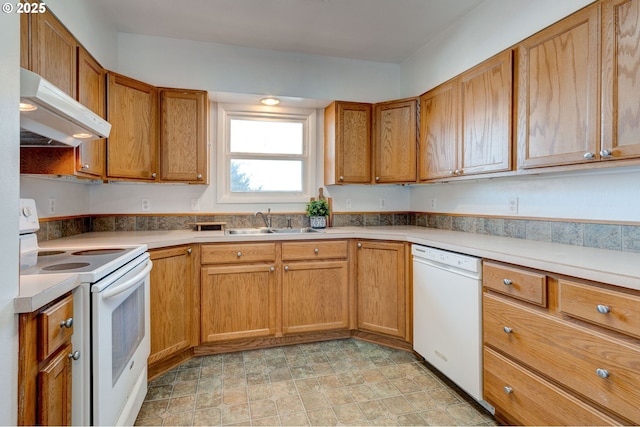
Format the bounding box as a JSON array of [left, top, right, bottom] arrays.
[[484, 293, 640, 424], [483, 261, 547, 306], [484, 347, 618, 426], [559, 280, 640, 339], [201, 243, 276, 264], [38, 294, 74, 361], [282, 240, 348, 261]]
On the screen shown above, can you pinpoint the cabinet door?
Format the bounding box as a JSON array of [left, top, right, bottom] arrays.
[[517, 4, 600, 168], [356, 241, 407, 339], [76, 47, 106, 178], [201, 264, 276, 342], [602, 0, 640, 160], [419, 81, 458, 180], [460, 50, 513, 175], [159, 89, 208, 183], [148, 246, 196, 365], [374, 99, 417, 183], [30, 9, 77, 97], [37, 342, 72, 426], [324, 102, 372, 184], [282, 260, 349, 334], [107, 72, 158, 180]]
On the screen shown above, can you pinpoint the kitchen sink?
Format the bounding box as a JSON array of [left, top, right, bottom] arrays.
[[224, 227, 323, 235]]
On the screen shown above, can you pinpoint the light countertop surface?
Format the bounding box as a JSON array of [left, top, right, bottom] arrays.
[[18, 226, 640, 313]]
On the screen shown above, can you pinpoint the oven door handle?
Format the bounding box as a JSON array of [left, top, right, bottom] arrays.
[[101, 260, 153, 300]]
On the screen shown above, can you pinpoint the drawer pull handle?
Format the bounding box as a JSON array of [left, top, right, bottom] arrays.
[[503, 326, 513, 334], [596, 368, 609, 379], [596, 304, 610, 314], [314, 248, 319, 254], [186, 248, 192, 254], [503, 279, 512, 286], [60, 318, 73, 329], [503, 386, 513, 394], [237, 251, 242, 257], [284, 265, 289, 272], [357, 243, 362, 248], [68, 350, 80, 361], [269, 266, 275, 272]]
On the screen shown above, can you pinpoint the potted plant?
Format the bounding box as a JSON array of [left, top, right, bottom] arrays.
[[306, 199, 330, 229]]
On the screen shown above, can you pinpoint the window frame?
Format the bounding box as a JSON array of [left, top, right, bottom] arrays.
[[216, 103, 316, 204]]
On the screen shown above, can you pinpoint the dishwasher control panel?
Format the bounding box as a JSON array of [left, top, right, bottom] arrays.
[[412, 244, 481, 274]]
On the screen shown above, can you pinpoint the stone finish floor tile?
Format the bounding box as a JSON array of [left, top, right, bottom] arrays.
[[135, 339, 493, 426]]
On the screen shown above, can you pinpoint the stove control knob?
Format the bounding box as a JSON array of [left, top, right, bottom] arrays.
[[21, 206, 33, 217]]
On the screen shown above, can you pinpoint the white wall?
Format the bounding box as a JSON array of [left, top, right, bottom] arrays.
[[0, 9, 20, 426]]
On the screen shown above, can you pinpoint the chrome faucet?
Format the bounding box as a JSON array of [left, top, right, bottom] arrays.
[[255, 208, 272, 228]]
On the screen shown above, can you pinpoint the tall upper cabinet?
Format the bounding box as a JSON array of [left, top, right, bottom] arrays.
[[324, 101, 372, 184], [518, 0, 640, 170], [601, 0, 640, 160], [373, 98, 417, 183], [420, 49, 513, 181]]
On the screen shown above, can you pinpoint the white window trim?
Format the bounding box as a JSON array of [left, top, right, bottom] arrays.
[[216, 103, 316, 204]]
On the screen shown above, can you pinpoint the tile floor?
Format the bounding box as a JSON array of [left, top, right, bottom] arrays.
[[135, 339, 496, 426]]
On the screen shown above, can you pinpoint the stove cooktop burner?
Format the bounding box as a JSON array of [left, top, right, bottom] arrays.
[[71, 249, 127, 256], [42, 262, 92, 271]]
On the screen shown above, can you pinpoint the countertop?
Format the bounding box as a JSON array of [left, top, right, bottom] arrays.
[[18, 226, 640, 313]]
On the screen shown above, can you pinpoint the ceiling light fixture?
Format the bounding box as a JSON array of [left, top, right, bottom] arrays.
[[260, 97, 280, 106], [72, 133, 94, 139], [19, 102, 37, 112]]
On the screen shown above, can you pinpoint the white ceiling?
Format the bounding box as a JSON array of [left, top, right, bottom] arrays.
[[95, 0, 485, 64]]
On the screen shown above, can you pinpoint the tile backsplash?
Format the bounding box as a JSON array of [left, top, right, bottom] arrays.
[[37, 212, 640, 253]]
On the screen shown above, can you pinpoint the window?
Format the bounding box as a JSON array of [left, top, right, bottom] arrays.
[[217, 104, 316, 203]]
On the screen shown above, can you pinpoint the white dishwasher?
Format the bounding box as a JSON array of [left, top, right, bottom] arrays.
[[412, 244, 484, 402]]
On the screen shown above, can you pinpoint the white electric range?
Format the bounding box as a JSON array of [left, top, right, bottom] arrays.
[[19, 199, 152, 426]]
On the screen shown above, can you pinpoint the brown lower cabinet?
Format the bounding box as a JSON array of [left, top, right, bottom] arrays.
[[148, 245, 199, 374], [483, 260, 640, 425], [18, 293, 75, 426], [355, 240, 410, 341]]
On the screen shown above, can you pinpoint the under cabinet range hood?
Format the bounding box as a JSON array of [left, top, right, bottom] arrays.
[[20, 68, 111, 147]]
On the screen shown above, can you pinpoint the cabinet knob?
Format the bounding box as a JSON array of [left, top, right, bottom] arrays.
[[284, 265, 289, 272], [583, 152, 595, 159], [454, 169, 461, 175], [503, 326, 513, 334], [503, 386, 513, 394], [151, 172, 157, 178], [237, 251, 242, 257], [68, 350, 80, 361], [60, 318, 73, 329], [314, 248, 319, 254], [596, 304, 610, 314], [186, 248, 192, 254], [81, 164, 90, 170], [595, 368, 609, 379], [339, 176, 344, 181], [357, 242, 362, 248], [375, 176, 380, 181], [449, 170, 455, 175], [600, 149, 612, 158], [503, 279, 512, 286], [197, 174, 203, 180], [269, 266, 275, 272]]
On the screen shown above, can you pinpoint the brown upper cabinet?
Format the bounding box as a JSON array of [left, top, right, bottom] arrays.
[[324, 101, 372, 184], [159, 89, 209, 183], [29, 8, 77, 98], [106, 72, 159, 181], [76, 47, 106, 178], [420, 49, 513, 181], [373, 98, 418, 183], [517, 0, 640, 169]]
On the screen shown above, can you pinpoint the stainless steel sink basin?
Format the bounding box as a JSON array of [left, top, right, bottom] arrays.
[[225, 227, 323, 235], [225, 228, 272, 235]]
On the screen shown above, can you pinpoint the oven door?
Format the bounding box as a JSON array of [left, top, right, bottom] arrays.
[[91, 254, 152, 426]]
